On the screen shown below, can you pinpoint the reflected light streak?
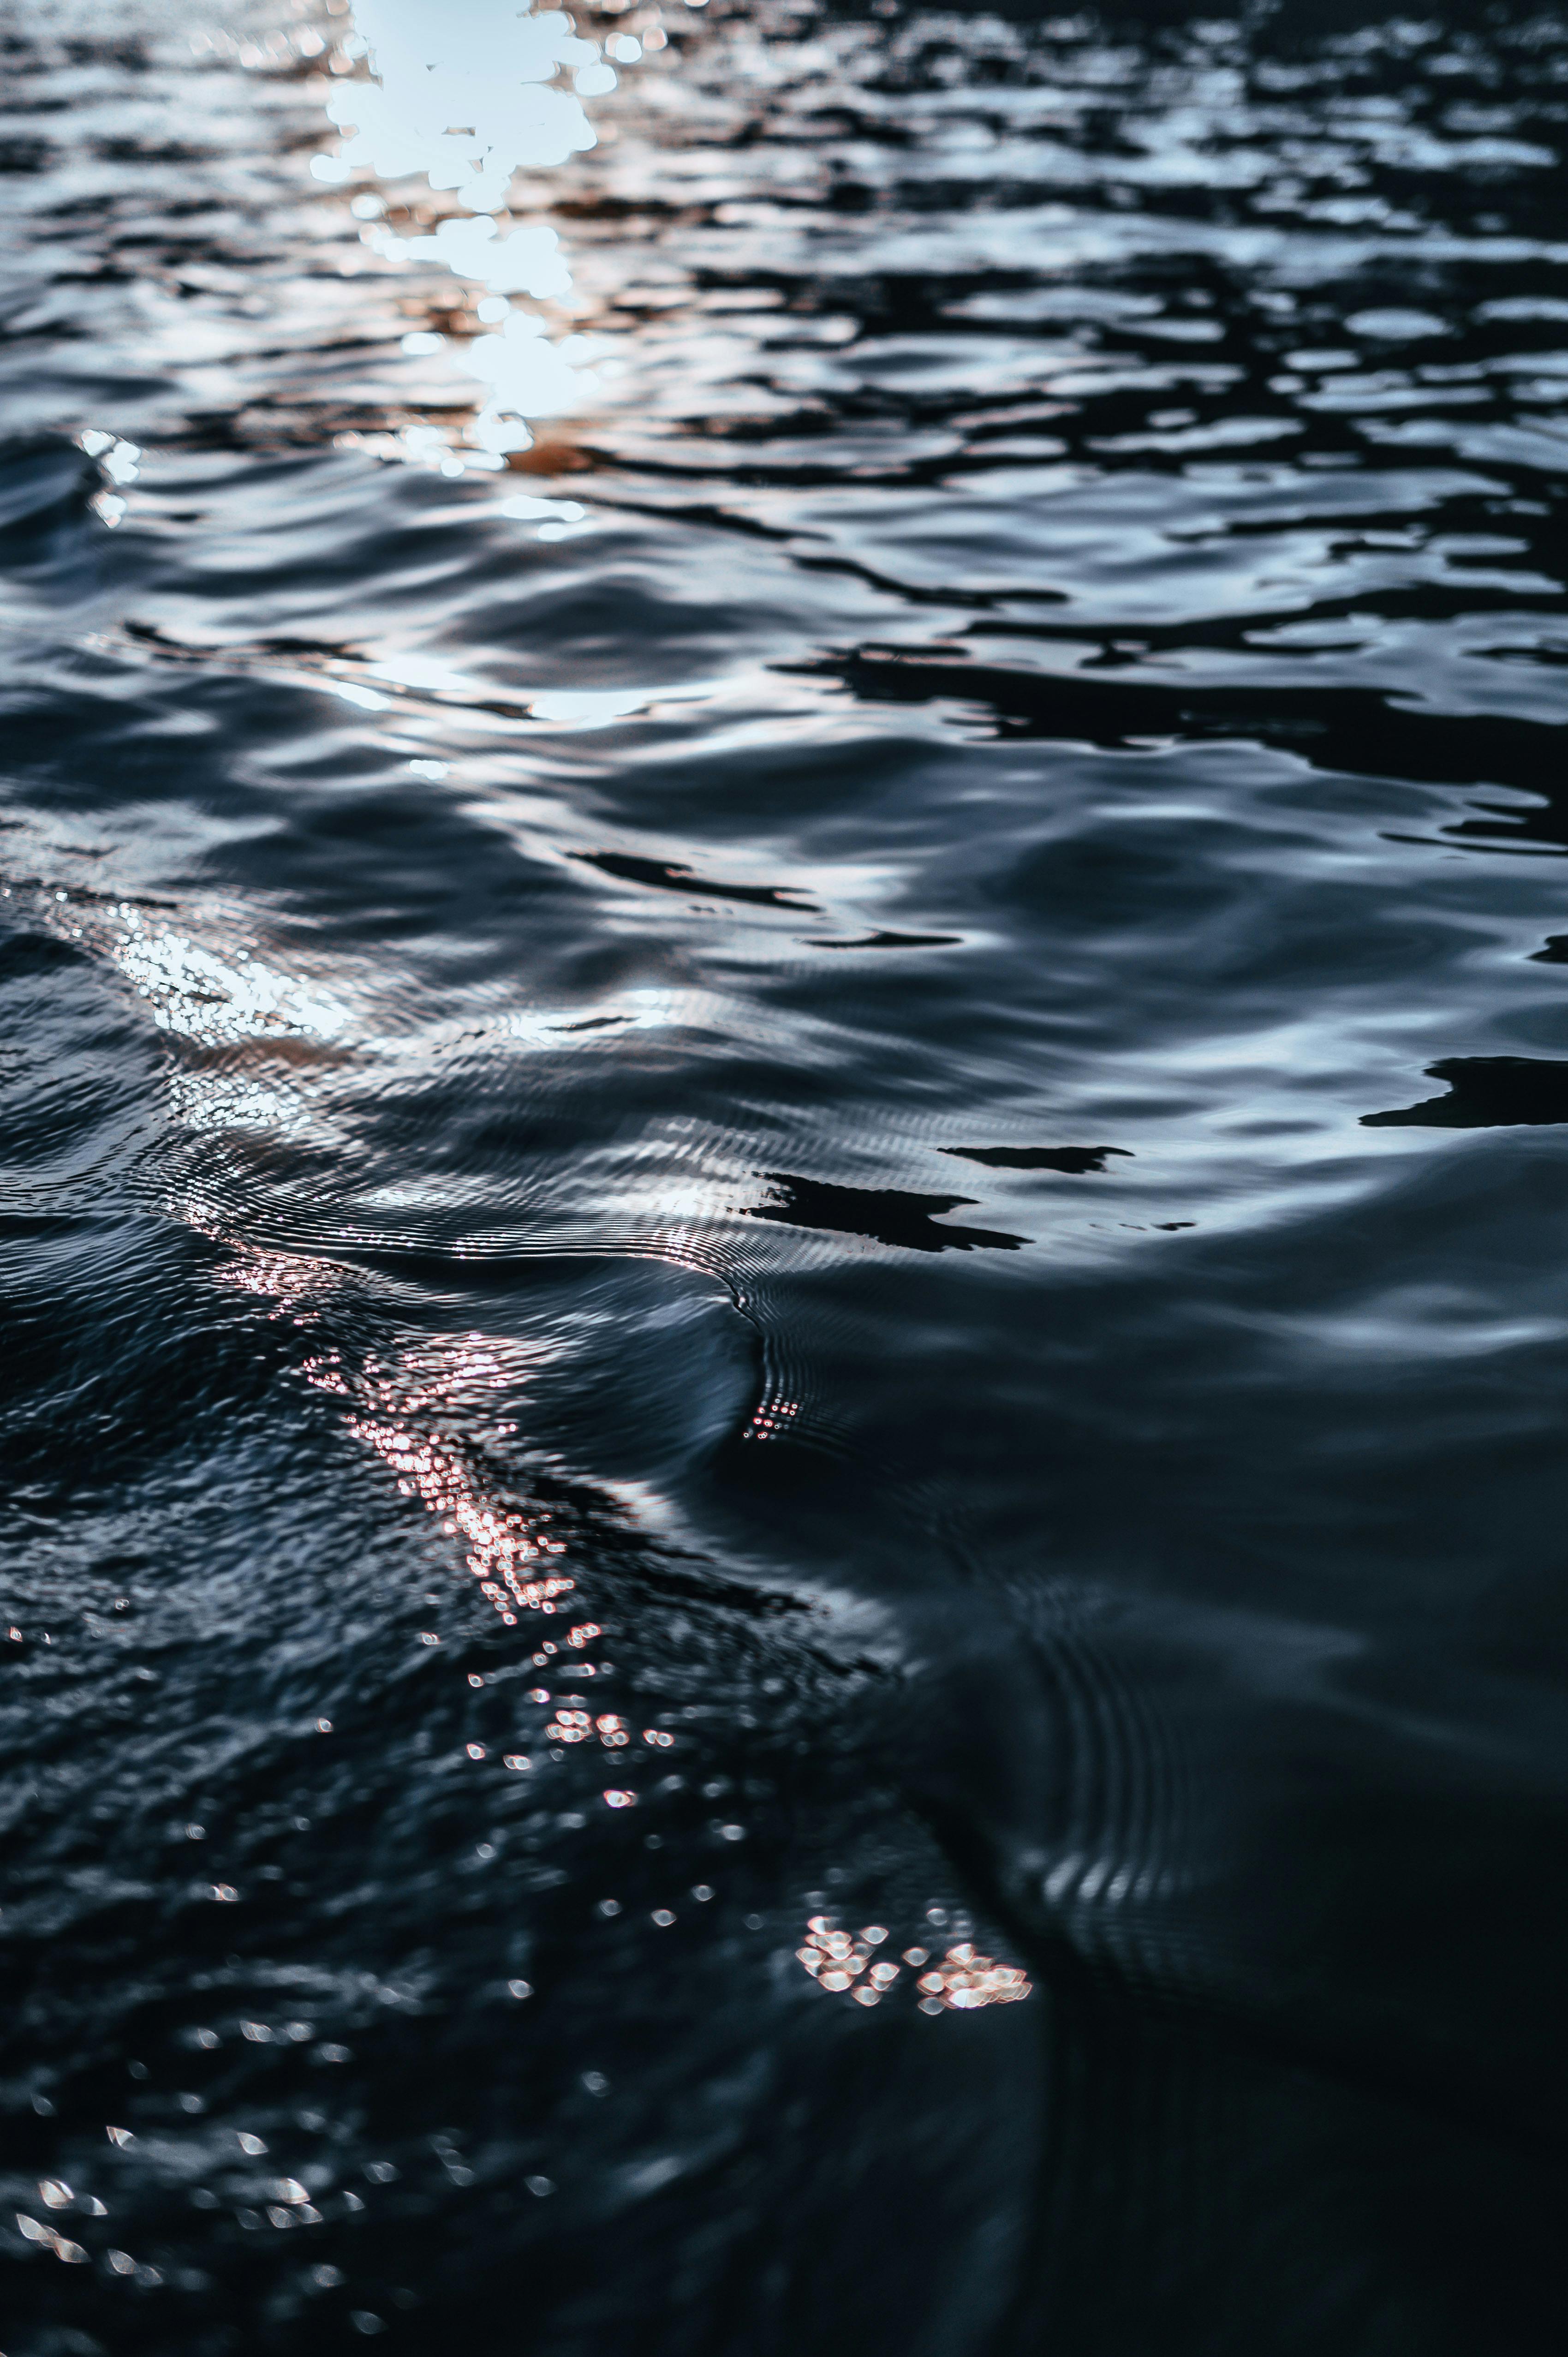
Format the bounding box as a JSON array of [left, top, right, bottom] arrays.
[[27, 868, 1034, 2033], [215, 1230, 1032, 2028], [317, 1341, 579, 1625], [225, 1255, 1024, 2028], [161, 895, 1022, 2031]]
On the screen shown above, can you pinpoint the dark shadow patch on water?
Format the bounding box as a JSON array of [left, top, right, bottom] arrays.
[[745, 1173, 1025, 1253], [942, 1145, 1133, 1175], [573, 851, 817, 911], [1364, 1059, 1568, 1129], [799, 650, 1568, 841], [803, 929, 963, 950]]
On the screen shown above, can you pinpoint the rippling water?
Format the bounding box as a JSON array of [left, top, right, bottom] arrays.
[[4, 0, 1568, 2346]]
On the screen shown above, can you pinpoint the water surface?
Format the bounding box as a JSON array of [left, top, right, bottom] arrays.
[[3, 0, 1568, 2347]]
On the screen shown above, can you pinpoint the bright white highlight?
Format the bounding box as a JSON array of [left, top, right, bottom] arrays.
[[320, 0, 640, 451], [325, 4, 596, 196], [378, 215, 572, 300]]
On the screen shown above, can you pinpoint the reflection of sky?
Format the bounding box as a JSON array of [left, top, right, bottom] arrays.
[[311, 0, 669, 460]]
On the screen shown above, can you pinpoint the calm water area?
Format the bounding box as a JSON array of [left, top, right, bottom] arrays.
[[2, 0, 1568, 2346]]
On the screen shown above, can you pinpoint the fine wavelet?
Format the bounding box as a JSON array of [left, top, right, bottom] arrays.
[[7, 0, 1568, 2348]]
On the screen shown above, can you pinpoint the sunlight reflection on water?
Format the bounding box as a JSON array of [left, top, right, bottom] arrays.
[[310, 0, 657, 459]]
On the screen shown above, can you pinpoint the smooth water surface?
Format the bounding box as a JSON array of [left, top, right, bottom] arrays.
[[3, 0, 1568, 2347]]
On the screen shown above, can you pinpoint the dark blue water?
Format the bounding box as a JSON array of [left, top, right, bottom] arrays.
[[4, 0, 1568, 2346]]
